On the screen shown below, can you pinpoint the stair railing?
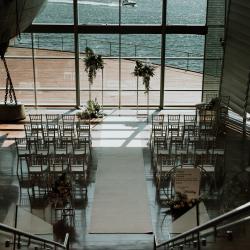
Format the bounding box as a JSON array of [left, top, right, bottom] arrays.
[[154, 201, 250, 249], [0, 222, 69, 249]]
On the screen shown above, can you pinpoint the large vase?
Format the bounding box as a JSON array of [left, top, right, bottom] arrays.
[[0, 103, 26, 122]]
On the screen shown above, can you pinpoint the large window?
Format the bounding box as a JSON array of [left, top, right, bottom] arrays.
[[1, 37, 35, 105], [1, 0, 211, 108], [78, 0, 119, 24], [79, 34, 119, 107], [34, 0, 73, 24], [34, 33, 75, 105], [166, 0, 207, 25], [121, 34, 161, 107], [121, 0, 162, 24], [3, 33, 76, 106], [164, 34, 204, 106], [78, 0, 162, 25]]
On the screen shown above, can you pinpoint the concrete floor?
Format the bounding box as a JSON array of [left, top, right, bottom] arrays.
[[0, 108, 250, 249]]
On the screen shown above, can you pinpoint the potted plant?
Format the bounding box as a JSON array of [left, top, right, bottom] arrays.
[[76, 98, 103, 122], [0, 41, 26, 122], [83, 47, 104, 107], [166, 192, 201, 220], [133, 60, 155, 119]]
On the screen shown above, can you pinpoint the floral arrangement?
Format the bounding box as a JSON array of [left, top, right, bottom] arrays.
[[165, 192, 201, 219], [133, 60, 155, 93], [76, 98, 103, 120], [84, 47, 104, 84]]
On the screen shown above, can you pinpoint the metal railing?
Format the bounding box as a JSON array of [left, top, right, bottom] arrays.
[[0, 222, 69, 250], [14, 34, 202, 57], [5, 34, 223, 107], [12, 34, 205, 73], [154, 202, 250, 249]]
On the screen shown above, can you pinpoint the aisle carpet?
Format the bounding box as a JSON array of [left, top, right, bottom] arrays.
[[89, 147, 152, 234]]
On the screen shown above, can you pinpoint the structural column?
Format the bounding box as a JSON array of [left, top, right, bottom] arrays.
[[31, 33, 38, 107], [73, 0, 80, 108], [118, 0, 122, 109], [159, 0, 167, 109]]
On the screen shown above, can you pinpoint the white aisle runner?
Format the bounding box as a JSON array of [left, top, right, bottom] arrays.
[[89, 147, 152, 234]]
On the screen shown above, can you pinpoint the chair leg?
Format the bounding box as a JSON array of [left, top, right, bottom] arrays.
[[16, 156, 20, 178]]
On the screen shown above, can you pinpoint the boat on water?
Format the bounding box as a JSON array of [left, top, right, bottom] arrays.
[[0, 0, 47, 45], [122, 0, 136, 7]]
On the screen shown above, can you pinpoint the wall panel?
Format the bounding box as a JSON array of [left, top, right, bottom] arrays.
[[221, 0, 250, 115]]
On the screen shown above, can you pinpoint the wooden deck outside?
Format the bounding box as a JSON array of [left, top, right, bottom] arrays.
[[0, 47, 203, 107]]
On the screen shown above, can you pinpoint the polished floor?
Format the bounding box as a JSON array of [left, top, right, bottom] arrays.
[[0, 108, 250, 250]]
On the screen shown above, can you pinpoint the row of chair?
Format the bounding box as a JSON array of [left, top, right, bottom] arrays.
[[25, 153, 87, 225], [16, 136, 91, 158], [15, 114, 92, 223], [26, 114, 91, 142], [150, 113, 218, 146], [154, 153, 218, 203], [25, 153, 88, 188], [149, 113, 226, 203], [15, 135, 92, 179]]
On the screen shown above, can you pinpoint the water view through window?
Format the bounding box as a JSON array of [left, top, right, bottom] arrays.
[[3, 0, 208, 107]]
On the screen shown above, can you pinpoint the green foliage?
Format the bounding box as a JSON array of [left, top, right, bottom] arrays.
[[166, 192, 200, 209], [165, 192, 201, 219], [76, 98, 103, 119], [133, 60, 144, 77], [84, 47, 104, 84], [133, 60, 155, 93], [86, 99, 100, 114]]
